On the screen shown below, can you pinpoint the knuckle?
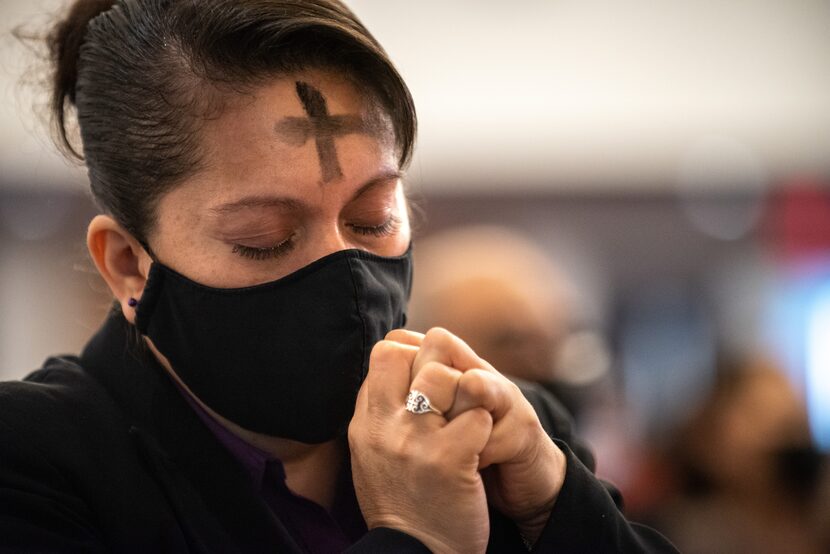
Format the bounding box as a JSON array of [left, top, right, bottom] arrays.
[[516, 396, 542, 427], [347, 421, 357, 442], [417, 360, 443, 376], [418, 361, 459, 386], [459, 369, 490, 399], [523, 411, 543, 435], [504, 377, 522, 396], [384, 328, 406, 341], [369, 339, 398, 364], [386, 328, 424, 341], [347, 419, 366, 449], [423, 326, 454, 348], [470, 406, 493, 426]]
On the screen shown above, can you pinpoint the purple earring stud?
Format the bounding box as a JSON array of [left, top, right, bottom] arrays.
[[127, 297, 138, 308]]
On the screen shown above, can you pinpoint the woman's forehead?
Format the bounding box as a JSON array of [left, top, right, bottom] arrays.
[[165, 71, 399, 211], [215, 71, 392, 136], [205, 73, 392, 161]]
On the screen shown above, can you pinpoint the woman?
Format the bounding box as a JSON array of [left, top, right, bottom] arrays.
[[0, 1, 675, 552]]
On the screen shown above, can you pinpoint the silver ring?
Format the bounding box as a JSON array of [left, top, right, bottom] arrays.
[[405, 389, 443, 416]]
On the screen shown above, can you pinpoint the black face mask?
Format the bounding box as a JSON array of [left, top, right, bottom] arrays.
[[134, 247, 412, 444]]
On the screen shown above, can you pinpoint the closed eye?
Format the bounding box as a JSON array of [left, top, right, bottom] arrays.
[[347, 216, 401, 237], [231, 234, 296, 260]]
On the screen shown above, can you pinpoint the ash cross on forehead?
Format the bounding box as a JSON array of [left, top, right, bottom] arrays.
[[274, 81, 369, 183]]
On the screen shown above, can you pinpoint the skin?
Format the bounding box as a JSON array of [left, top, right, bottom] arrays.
[[86, 69, 566, 553]]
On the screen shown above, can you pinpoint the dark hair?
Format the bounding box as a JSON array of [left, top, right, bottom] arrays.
[[48, 0, 416, 246]]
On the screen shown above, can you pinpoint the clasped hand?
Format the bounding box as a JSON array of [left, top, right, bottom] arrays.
[[348, 328, 567, 554]]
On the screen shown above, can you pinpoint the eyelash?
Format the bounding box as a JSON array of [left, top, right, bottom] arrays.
[[231, 216, 401, 261], [348, 215, 401, 237], [232, 236, 295, 261]]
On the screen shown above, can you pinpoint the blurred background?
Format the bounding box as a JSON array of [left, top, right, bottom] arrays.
[[1, 0, 829, 551]]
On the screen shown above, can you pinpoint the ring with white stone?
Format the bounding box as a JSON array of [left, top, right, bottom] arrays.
[[405, 389, 443, 416]]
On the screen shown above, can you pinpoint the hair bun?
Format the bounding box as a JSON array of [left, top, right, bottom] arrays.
[[49, 0, 116, 156], [50, 0, 116, 105]]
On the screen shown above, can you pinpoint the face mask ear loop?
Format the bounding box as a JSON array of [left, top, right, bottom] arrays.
[[127, 237, 160, 311], [138, 238, 159, 265]]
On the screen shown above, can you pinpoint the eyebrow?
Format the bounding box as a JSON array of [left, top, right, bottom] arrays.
[[351, 170, 404, 201], [209, 170, 403, 215], [209, 196, 303, 215]]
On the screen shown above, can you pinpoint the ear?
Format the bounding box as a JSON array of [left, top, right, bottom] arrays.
[[87, 215, 153, 324]]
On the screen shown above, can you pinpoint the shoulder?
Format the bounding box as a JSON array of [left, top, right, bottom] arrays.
[[0, 356, 129, 470], [0, 356, 120, 430], [0, 358, 128, 551]]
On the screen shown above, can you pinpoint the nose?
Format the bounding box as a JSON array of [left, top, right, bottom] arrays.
[[307, 221, 353, 264]]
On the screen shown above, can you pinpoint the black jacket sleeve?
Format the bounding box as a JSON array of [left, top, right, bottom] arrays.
[[346, 527, 431, 553], [0, 410, 107, 554], [529, 441, 677, 553], [494, 382, 677, 553]]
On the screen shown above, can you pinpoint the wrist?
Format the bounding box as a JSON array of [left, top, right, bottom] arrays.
[[513, 437, 566, 544], [515, 504, 553, 548]]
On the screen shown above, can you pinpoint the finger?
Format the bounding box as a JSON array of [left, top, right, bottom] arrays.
[[407, 361, 463, 417], [445, 369, 514, 422], [438, 407, 493, 466], [365, 340, 419, 413], [385, 329, 424, 347], [477, 414, 545, 469], [412, 327, 483, 376]]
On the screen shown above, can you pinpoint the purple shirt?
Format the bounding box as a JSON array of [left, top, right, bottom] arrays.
[[175, 383, 367, 552]]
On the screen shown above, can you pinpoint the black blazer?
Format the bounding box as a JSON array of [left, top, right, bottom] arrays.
[[0, 315, 676, 553]]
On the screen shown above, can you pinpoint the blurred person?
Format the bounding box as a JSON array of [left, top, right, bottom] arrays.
[[0, 1, 677, 552], [408, 225, 612, 423], [649, 358, 828, 553]]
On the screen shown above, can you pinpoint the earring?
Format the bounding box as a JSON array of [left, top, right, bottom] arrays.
[[127, 297, 139, 308]]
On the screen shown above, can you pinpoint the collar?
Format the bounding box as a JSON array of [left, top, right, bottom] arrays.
[[78, 312, 305, 551], [168, 353, 366, 541], [78, 312, 366, 542], [171, 376, 273, 487], [79, 312, 230, 467]]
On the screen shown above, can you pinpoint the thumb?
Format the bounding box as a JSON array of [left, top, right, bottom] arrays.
[[439, 407, 493, 467]]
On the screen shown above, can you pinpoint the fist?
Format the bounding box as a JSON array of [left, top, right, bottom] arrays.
[[349, 337, 493, 553]]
